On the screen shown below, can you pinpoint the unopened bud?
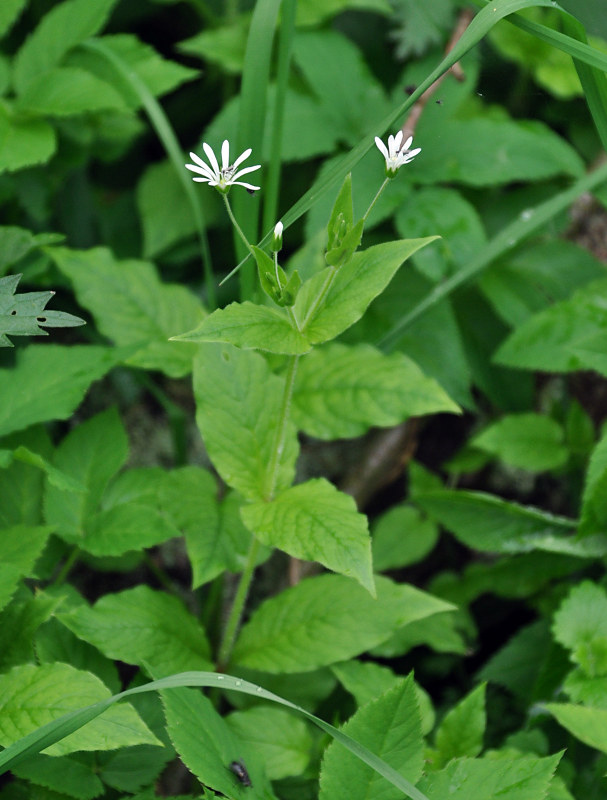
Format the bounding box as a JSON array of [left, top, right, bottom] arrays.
[[271, 221, 283, 252]]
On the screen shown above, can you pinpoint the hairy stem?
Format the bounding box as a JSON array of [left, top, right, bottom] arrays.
[[223, 194, 255, 257]]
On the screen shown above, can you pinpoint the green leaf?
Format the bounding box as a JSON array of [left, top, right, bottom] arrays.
[[174, 301, 310, 355], [0, 345, 118, 439], [0, 525, 52, 612], [431, 685, 486, 768], [44, 408, 128, 546], [331, 660, 401, 709], [59, 586, 213, 676], [327, 174, 354, 247], [160, 467, 258, 588], [553, 581, 607, 677], [292, 343, 459, 439], [0, 428, 51, 527], [319, 676, 424, 800], [295, 0, 390, 26], [416, 489, 606, 556], [11, 752, 104, 800], [0, 273, 84, 347], [232, 574, 453, 673], [545, 703, 607, 754], [178, 15, 250, 74], [479, 240, 605, 329], [0, 591, 62, 671], [193, 343, 299, 501], [98, 742, 173, 792], [12, 0, 120, 94], [296, 238, 438, 345], [0, 102, 57, 175], [17, 66, 127, 116], [372, 505, 439, 572], [6, 446, 84, 493], [241, 478, 375, 595], [472, 413, 568, 472], [0, 663, 160, 756], [579, 429, 607, 536], [0, 227, 62, 277], [68, 33, 199, 107], [50, 246, 205, 378], [418, 753, 560, 800], [226, 706, 313, 780], [495, 277, 607, 376], [0, 0, 27, 38], [162, 687, 277, 800]]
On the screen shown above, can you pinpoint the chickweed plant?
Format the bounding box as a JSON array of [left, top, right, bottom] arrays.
[[2, 1, 607, 799]]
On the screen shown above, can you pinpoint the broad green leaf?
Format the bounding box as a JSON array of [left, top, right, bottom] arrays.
[[372, 505, 439, 572], [12, 0, 120, 93], [193, 344, 299, 501], [226, 706, 313, 780], [292, 30, 390, 146], [578, 429, 607, 536], [160, 467, 258, 588], [296, 238, 438, 345], [162, 688, 277, 800], [431, 685, 486, 768], [479, 240, 605, 328], [6, 446, 84, 493], [11, 752, 104, 800], [418, 753, 560, 800], [0, 591, 61, 671], [241, 478, 375, 595], [44, 408, 129, 545], [552, 581, 607, 677], [0, 0, 27, 38], [0, 345, 118, 439], [416, 490, 606, 556], [0, 663, 160, 756], [472, 413, 568, 472], [0, 227, 63, 277], [0, 273, 84, 347], [82, 499, 179, 557], [495, 278, 607, 376], [0, 525, 52, 612], [50, 246, 205, 378], [178, 15, 250, 74], [0, 102, 56, 174], [36, 618, 121, 695], [17, 66, 127, 116], [174, 301, 311, 355], [232, 574, 453, 673], [292, 343, 459, 439], [136, 160, 216, 258], [414, 118, 583, 186], [331, 661, 435, 735], [563, 668, 607, 709], [319, 676, 424, 800], [0, 427, 52, 527], [295, 0, 390, 26], [478, 620, 553, 701], [60, 586, 212, 676], [67, 34, 198, 107], [372, 611, 469, 659], [394, 188, 487, 282], [546, 703, 607, 753]]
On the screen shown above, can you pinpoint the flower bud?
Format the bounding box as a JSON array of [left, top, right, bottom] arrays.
[[271, 221, 284, 252]]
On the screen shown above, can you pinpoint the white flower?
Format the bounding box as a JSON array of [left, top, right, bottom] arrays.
[[185, 140, 261, 193], [374, 131, 421, 177]]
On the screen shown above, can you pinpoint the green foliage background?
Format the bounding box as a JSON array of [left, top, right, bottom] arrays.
[[1, 0, 607, 799]]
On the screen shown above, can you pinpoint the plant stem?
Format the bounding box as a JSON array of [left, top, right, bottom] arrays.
[[363, 177, 390, 222], [52, 546, 81, 587], [216, 354, 300, 670], [223, 194, 255, 256], [300, 267, 337, 330], [216, 536, 261, 672]]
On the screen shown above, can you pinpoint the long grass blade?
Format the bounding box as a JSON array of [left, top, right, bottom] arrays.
[[81, 38, 215, 308], [0, 671, 430, 800]]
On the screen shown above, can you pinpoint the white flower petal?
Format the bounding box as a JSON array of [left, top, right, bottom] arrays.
[[232, 164, 261, 180], [202, 142, 220, 177], [232, 147, 253, 170], [221, 140, 230, 171], [185, 162, 215, 179], [232, 180, 260, 191], [374, 136, 389, 159]]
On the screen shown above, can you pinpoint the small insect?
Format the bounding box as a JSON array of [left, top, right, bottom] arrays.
[[229, 759, 252, 788]]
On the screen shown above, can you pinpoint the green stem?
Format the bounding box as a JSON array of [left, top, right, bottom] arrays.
[[143, 552, 179, 596], [363, 177, 390, 222], [223, 194, 255, 257], [52, 546, 81, 587], [216, 354, 300, 670], [216, 537, 261, 672]]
